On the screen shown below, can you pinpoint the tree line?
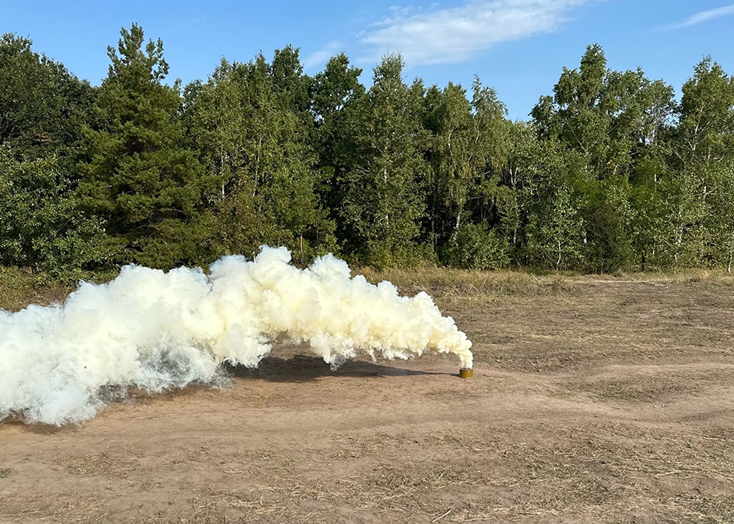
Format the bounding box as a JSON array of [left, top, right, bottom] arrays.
[[1, 24, 733, 279]]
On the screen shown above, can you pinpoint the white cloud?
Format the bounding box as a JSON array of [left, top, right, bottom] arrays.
[[360, 0, 594, 65], [303, 41, 344, 69], [661, 4, 734, 31]]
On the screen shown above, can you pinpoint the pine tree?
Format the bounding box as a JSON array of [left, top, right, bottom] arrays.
[[81, 24, 211, 268]]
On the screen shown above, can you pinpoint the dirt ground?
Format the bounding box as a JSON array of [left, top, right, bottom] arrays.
[[2, 273, 734, 523]]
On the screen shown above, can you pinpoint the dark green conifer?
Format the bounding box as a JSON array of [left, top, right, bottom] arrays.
[[81, 24, 211, 268]]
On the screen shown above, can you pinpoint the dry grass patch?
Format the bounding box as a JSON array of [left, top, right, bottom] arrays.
[[357, 266, 576, 299], [0, 266, 75, 311], [0, 267, 36, 311], [565, 366, 734, 403]]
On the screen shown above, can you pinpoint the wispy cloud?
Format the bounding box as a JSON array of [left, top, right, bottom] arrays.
[[359, 0, 594, 65], [660, 4, 734, 31], [303, 41, 344, 69]]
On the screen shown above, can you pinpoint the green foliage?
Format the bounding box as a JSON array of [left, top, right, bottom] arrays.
[[676, 57, 734, 169], [2, 31, 734, 278], [0, 146, 108, 279], [706, 161, 734, 272], [445, 223, 510, 270], [0, 33, 95, 163], [581, 178, 634, 272], [423, 80, 509, 245], [530, 44, 679, 271], [341, 54, 428, 266], [658, 57, 734, 269], [81, 24, 211, 269], [184, 51, 335, 265], [310, 53, 365, 235], [514, 142, 587, 270]]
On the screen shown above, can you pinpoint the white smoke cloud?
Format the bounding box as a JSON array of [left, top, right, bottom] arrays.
[[0, 247, 472, 425]]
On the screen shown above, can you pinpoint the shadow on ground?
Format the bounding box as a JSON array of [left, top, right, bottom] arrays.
[[227, 354, 447, 382], [0, 355, 449, 430]]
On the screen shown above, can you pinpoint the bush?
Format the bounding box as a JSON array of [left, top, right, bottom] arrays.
[[0, 146, 112, 281], [445, 223, 510, 270]]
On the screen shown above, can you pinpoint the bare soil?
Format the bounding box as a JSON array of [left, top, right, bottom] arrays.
[[2, 274, 734, 523]]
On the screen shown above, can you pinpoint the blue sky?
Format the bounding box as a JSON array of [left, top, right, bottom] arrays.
[[2, 0, 733, 120]]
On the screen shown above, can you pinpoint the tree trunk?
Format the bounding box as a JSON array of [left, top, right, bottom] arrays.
[[557, 240, 562, 270], [450, 210, 462, 246]]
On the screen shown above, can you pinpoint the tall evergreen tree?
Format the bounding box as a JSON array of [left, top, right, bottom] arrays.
[[81, 24, 211, 269]]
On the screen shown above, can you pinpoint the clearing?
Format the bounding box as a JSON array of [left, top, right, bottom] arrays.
[[1, 271, 734, 523]]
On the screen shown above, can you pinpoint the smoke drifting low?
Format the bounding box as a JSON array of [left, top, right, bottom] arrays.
[[0, 247, 472, 425]]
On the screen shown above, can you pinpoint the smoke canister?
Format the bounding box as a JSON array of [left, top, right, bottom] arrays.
[[459, 368, 473, 379]]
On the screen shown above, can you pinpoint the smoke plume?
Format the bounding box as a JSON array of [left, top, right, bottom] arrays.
[[0, 247, 472, 425]]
